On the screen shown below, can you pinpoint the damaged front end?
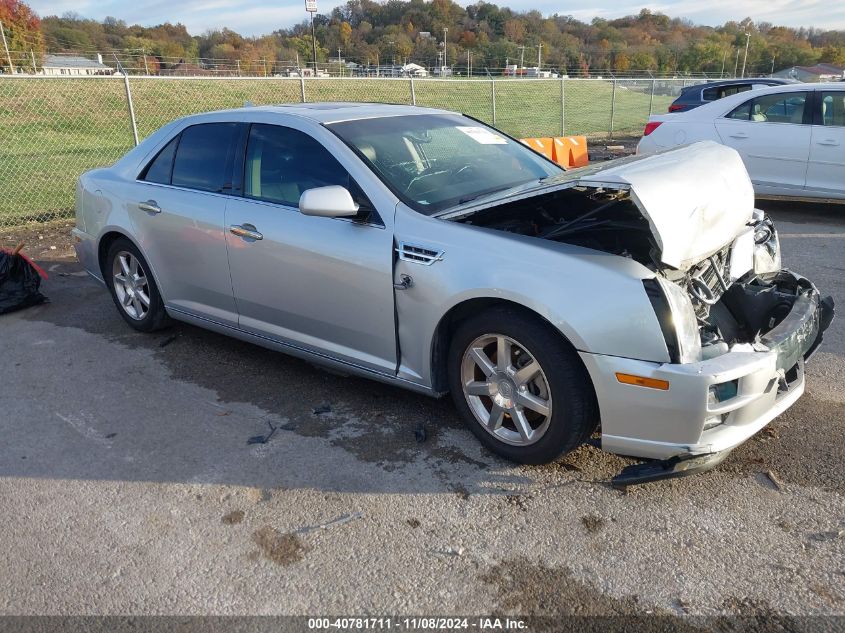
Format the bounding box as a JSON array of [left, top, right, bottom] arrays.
[[446, 142, 834, 485]]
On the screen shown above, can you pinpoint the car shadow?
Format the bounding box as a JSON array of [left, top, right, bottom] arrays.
[[1, 259, 635, 498]]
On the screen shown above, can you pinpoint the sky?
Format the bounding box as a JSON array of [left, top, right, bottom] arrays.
[[26, 0, 845, 36]]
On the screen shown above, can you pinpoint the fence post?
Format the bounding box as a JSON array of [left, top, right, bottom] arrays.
[[560, 77, 565, 136], [123, 74, 139, 146], [410, 76, 416, 105], [649, 77, 656, 116], [491, 78, 496, 126], [300, 75, 306, 103], [609, 78, 617, 140]]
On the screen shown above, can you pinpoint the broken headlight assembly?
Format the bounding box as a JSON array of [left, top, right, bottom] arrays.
[[752, 210, 781, 275], [645, 276, 703, 364]]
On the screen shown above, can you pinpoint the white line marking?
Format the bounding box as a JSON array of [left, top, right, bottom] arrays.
[[780, 233, 845, 238]]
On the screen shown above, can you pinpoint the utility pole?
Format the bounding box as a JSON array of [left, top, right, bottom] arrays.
[[0, 21, 14, 74], [733, 47, 740, 77], [311, 18, 318, 73], [262, 56, 267, 76], [442, 28, 448, 69], [337, 48, 342, 77], [720, 49, 727, 78], [741, 32, 750, 78], [305, 0, 318, 74], [770, 55, 776, 76], [518, 45, 526, 75], [537, 42, 542, 73], [30, 48, 36, 73], [142, 48, 149, 75]]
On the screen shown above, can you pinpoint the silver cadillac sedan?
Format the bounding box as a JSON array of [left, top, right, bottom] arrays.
[[73, 103, 833, 485]]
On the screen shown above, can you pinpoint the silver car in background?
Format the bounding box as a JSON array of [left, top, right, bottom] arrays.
[[73, 103, 833, 485]]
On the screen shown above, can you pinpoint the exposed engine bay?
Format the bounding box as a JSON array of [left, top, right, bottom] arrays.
[[455, 186, 828, 362]]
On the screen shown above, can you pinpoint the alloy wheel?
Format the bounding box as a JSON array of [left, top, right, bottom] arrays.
[[112, 250, 151, 321], [460, 333, 553, 446]]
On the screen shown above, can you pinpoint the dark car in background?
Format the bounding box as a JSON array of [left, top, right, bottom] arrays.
[[668, 78, 795, 112]]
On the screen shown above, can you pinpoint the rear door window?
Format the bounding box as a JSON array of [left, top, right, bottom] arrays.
[[171, 123, 240, 193], [141, 136, 178, 184]]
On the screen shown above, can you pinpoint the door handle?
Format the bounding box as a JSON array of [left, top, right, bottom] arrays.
[[729, 133, 748, 139], [138, 200, 161, 214], [817, 139, 840, 146], [229, 224, 263, 241]]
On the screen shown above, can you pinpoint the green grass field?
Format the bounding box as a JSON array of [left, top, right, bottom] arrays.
[[0, 77, 673, 226]]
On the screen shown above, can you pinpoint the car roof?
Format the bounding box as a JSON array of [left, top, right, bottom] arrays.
[[680, 78, 791, 93], [242, 102, 453, 123], [663, 81, 845, 119]]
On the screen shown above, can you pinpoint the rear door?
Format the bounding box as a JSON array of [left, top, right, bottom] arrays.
[[126, 122, 241, 326], [805, 89, 845, 197], [714, 90, 812, 193], [223, 122, 397, 374]]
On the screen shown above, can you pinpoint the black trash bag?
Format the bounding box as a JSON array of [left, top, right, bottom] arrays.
[[0, 248, 47, 315]]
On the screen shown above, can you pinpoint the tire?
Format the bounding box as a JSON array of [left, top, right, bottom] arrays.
[[105, 238, 170, 332], [447, 306, 598, 464]]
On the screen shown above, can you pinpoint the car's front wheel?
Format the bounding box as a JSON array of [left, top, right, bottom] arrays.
[[447, 307, 597, 464], [106, 238, 170, 332]]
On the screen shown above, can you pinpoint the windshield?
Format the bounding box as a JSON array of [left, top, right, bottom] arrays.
[[327, 114, 562, 215]]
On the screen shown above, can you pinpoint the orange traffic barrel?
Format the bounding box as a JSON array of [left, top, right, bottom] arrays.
[[520, 137, 555, 161], [552, 136, 589, 168], [567, 136, 589, 168]]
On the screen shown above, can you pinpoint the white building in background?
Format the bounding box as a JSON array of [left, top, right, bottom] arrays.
[[772, 63, 844, 82], [41, 54, 113, 76], [285, 67, 330, 78], [402, 63, 428, 77]]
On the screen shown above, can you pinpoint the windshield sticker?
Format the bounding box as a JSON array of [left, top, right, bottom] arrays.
[[456, 126, 508, 145]]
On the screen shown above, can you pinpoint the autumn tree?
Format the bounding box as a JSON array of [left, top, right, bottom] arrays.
[[0, 0, 43, 72]]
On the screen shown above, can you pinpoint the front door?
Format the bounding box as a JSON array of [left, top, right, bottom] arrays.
[[224, 123, 397, 374]]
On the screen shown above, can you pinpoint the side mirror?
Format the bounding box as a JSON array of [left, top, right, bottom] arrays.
[[298, 185, 360, 218]]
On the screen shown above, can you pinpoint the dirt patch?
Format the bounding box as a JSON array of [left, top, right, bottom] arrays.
[[581, 514, 605, 534], [251, 526, 307, 566], [719, 596, 799, 632], [222, 510, 245, 525], [480, 557, 696, 630], [586, 134, 639, 162], [3, 219, 76, 261], [505, 494, 529, 512]]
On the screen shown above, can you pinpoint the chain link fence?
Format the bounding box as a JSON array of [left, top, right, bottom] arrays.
[[0, 75, 706, 227]]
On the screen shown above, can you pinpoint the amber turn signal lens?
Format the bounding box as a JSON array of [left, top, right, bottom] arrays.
[[615, 373, 670, 390]]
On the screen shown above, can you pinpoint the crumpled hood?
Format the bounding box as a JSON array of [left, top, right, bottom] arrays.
[[577, 141, 755, 270]]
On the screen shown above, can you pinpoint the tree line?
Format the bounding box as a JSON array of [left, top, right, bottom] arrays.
[[3, 0, 845, 76]]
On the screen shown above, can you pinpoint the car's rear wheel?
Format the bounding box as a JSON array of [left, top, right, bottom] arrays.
[[447, 307, 597, 464], [106, 238, 170, 332]]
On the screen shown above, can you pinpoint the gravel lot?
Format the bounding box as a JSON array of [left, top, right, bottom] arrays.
[[1, 203, 843, 624]]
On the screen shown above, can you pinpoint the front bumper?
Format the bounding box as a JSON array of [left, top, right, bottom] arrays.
[[579, 277, 834, 466]]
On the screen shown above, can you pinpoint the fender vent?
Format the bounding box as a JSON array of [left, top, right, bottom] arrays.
[[396, 242, 444, 266]]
